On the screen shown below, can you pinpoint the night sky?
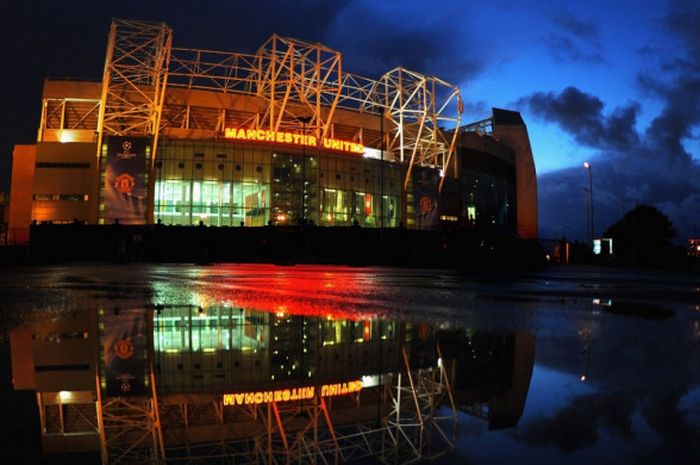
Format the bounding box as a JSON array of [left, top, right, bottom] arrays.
[[1, 0, 698, 242]]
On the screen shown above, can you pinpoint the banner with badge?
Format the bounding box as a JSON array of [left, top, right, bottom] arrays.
[[412, 166, 439, 230], [103, 309, 148, 396], [104, 136, 151, 224]]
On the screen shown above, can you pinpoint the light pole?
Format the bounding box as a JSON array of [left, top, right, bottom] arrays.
[[583, 161, 593, 248]]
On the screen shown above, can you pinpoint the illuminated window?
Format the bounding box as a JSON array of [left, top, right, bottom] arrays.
[[153, 307, 269, 353]]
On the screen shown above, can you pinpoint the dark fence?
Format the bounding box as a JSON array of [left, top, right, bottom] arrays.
[[26, 223, 546, 270]]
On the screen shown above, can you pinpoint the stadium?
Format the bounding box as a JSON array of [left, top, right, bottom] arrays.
[[8, 18, 537, 249]]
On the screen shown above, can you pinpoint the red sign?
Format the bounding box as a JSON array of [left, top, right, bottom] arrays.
[[224, 127, 364, 155]]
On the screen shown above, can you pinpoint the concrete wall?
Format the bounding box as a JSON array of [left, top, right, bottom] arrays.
[[492, 111, 538, 240], [8, 145, 36, 244], [32, 142, 99, 224], [42, 79, 101, 99]]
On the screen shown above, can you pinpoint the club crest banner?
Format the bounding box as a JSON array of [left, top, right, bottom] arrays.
[[104, 136, 150, 224], [103, 309, 148, 397], [412, 166, 439, 230]]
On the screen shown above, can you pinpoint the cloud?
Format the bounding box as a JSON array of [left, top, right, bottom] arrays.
[[514, 393, 635, 454], [519, 87, 639, 151], [543, 10, 603, 64], [514, 387, 700, 462], [323, 0, 485, 84], [520, 3, 700, 241], [543, 35, 604, 64], [461, 100, 491, 121], [553, 11, 600, 41], [664, 1, 700, 72], [513, 312, 700, 461]]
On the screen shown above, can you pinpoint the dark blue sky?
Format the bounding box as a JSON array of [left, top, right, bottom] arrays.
[[1, 0, 698, 241]]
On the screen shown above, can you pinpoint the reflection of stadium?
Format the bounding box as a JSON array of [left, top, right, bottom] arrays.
[[11, 305, 535, 464], [440, 330, 536, 430], [8, 19, 537, 245]]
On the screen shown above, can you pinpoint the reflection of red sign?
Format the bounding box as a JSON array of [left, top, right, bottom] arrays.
[[418, 324, 431, 340], [419, 196, 432, 213], [223, 380, 363, 406], [114, 173, 136, 194], [114, 338, 135, 359]]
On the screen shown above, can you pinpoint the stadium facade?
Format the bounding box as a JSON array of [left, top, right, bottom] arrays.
[[7, 19, 537, 244]]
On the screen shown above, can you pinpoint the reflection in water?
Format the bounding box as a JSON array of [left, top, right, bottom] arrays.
[[441, 331, 535, 430], [10, 304, 534, 464], [5, 265, 699, 463]]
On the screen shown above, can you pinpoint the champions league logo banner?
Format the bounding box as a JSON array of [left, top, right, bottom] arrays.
[[412, 166, 439, 230], [104, 136, 150, 224], [103, 309, 148, 397]]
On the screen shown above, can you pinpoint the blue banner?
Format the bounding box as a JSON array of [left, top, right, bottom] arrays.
[[104, 136, 150, 224], [412, 166, 439, 230], [103, 309, 148, 397]]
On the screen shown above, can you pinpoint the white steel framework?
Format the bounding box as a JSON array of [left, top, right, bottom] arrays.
[[256, 35, 343, 140], [84, 348, 457, 465], [95, 370, 165, 465], [164, 28, 463, 192], [91, 17, 464, 227], [67, 19, 466, 193], [95, 19, 173, 156], [38, 98, 101, 137], [377, 68, 461, 192]]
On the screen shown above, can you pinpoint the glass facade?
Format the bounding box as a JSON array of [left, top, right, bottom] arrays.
[[154, 139, 403, 228], [154, 140, 270, 226], [461, 172, 515, 230], [459, 147, 517, 232], [317, 155, 402, 227], [152, 305, 401, 393]]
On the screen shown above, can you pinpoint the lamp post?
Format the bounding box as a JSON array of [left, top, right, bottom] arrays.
[[297, 116, 312, 224], [583, 161, 593, 248]]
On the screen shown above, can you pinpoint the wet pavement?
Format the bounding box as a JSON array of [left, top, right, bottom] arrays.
[[0, 263, 698, 465]]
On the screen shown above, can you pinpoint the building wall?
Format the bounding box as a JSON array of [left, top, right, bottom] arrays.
[[39, 80, 101, 144], [10, 309, 98, 392], [32, 142, 99, 224], [8, 144, 36, 244], [42, 79, 101, 100], [160, 86, 387, 149], [491, 109, 538, 240], [0, 192, 9, 244], [457, 132, 517, 231], [33, 309, 98, 392]]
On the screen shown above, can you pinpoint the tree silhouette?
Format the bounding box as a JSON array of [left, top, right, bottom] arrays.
[[605, 204, 676, 267]]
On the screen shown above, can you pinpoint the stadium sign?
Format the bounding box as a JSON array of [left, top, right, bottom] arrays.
[[224, 127, 364, 155]]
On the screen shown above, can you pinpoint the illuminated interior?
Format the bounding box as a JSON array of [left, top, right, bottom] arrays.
[[155, 179, 269, 226], [154, 307, 268, 353], [152, 305, 401, 393], [153, 139, 402, 227]]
